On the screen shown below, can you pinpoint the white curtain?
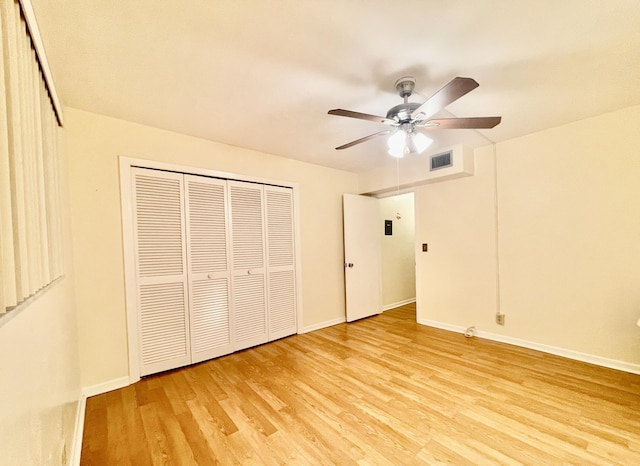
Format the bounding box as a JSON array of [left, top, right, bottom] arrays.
[[0, 0, 63, 314]]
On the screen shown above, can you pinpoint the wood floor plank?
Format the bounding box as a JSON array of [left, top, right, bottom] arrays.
[[81, 304, 640, 464], [115, 387, 152, 465], [185, 399, 243, 465]]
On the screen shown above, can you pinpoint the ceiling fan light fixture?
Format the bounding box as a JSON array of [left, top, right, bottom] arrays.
[[388, 147, 405, 158], [412, 132, 432, 153], [387, 129, 407, 158], [387, 128, 432, 158]]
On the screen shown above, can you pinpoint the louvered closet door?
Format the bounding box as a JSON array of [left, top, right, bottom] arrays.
[[264, 186, 296, 340], [228, 180, 268, 351], [132, 168, 191, 376], [184, 175, 234, 363]]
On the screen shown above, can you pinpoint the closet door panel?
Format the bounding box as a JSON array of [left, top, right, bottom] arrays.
[[138, 281, 189, 373], [228, 180, 268, 351], [133, 168, 191, 376], [265, 186, 296, 340], [189, 277, 231, 360], [268, 269, 296, 338], [233, 273, 267, 343], [184, 175, 233, 363], [229, 183, 265, 270]]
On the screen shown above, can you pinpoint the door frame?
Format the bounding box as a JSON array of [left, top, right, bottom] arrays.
[[375, 190, 417, 315], [362, 189, 418, 320], [119, 156, 304, 383]]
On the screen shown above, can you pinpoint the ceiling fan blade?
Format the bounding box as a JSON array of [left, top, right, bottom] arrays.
[[420, 116, 502, 129], [328, 109, 397, 125], [335, 130, 391, 150], [411, 77, 480, 121]]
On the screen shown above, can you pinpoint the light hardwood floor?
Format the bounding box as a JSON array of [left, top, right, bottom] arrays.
[[81, 304, 640, 465]]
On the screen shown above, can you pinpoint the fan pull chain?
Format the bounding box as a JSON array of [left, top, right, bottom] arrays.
[[396, 157, 400, 196]]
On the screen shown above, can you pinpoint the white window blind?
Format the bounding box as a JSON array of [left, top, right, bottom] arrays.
[[0, 0, 63, 316]]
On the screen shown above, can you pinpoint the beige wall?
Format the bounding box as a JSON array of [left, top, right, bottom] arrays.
[[415, 105, 640, 365], [415, 146, 498, 327], [0, 129, 81, 465], [379, 193, 416, 308], [64, 108, 358, 388]]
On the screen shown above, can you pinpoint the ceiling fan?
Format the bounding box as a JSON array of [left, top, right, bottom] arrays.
[[328, 76, 501, 158]]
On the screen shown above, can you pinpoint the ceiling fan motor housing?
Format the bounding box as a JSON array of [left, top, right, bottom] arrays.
[[386, 102, 421, 123], [395, 76, 416, 98], [388, 76, 420, 123]]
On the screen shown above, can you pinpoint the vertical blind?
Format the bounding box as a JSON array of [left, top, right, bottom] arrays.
[[0, 0, 63, 315]]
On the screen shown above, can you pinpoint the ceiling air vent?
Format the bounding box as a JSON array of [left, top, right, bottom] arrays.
[[430, 151, 452, 171]]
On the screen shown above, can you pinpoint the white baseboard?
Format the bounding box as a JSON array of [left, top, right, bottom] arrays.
[[418, 319, 464, 334], [70, 394, 87, 466], [302, 316, 346, 333], [418, 318, 640, 375], [301, 299, 417, 333], [70, 376, 132, 465], [382, 298, 416, 311], [82, 376, 131, 398]]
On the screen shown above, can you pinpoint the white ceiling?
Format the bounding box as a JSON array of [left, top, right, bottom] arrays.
[[31, 0, 640, 173]]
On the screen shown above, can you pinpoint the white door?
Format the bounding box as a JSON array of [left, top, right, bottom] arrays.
[[264, 185, 296, 340], [228, 180, 269, 351], [184, 175, 234, 363], [343, 194, 382, 322], [125, 164, 299, 378], [132, 168, 191, 376]]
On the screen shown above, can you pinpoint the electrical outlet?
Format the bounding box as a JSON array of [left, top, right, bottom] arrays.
[[496, 313, 505, 325]]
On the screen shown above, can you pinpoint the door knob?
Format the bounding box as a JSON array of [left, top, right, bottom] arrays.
[[345, 262, 354, 268]]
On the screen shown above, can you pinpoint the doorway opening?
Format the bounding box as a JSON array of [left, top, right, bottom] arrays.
[[378, 192, 416, 318]]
